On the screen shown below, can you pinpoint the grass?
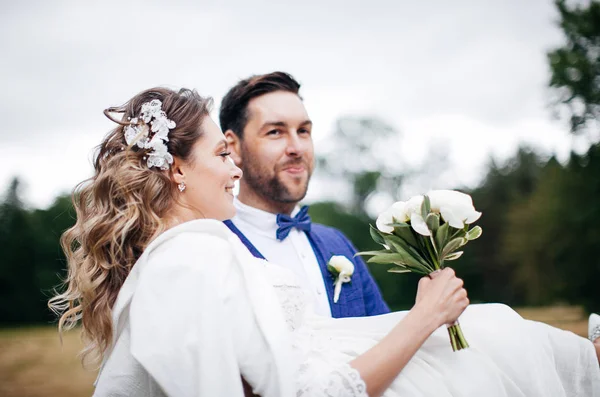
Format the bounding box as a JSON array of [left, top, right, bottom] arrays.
[[0, 326, 95, 397], [0, 305, 590, 397], [515, 304, 588, 337]]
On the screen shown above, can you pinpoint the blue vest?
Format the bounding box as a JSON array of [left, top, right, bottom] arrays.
[[224, 220, 390, 318]]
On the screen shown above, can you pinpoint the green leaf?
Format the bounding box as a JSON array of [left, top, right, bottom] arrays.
[[428, 235, 439, 259], [448, 227, 466, 241], [466, 225, 483, 241], [425, 213, 440, 232], [435, 222, 449, 251], [389, 222, 411, 228], [388, 268, 411, 274], [393, 265, 431, 275], [367, 253, 407, 264], [444, 251, 464, 261], [421, 195, 431, 219], [355, 250, 390, 258], [383, 235, 435, 273], [384, 235, 428, 265], [327, 263, 339, 276], [441, 237, 467, 259], [368, 254, 428, 273], [369, 224, 386, 245], [359, 246, 425, 271], [393, 225, 419, 247]]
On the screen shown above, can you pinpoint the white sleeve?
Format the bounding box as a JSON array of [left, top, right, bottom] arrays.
[[128, 232, 281, 397], [296, 357, 368, 397]]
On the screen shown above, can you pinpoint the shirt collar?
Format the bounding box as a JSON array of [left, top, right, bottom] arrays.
[[233, 197, 301, 238]]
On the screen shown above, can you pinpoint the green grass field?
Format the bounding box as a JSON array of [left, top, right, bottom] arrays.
[[0, 305, 589, 397]]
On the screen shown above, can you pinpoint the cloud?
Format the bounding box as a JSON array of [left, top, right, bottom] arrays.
[[0, 0, 576, 207]]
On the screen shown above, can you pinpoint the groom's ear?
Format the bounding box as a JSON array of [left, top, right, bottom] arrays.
[[224, 130, 242, 166]]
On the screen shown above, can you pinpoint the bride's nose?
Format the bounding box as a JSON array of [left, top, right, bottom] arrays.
[[230, 161, 243, 180]]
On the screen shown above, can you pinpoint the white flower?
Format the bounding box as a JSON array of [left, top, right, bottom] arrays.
[[409, 212, 431, 236], [124, 124, 138, 146], [376, 201, 409, 233], [140, 99, 163, 123], [146, 136, 173, 170], [124, 124, 149, 149], [404, 195, 424, 215], [390, 201, 409, 223], [402, 195, 431, 236], [147, 151, 173, 170], [428, 190, 481, 229], [389, 191, 482, 236], [145, 135, 166, 152], [329, 255, 355, 275], [124, 99, 177, 170], [151, 112, 176, 139], [327, 256, 354, 303], [376, 208, 394, 233]]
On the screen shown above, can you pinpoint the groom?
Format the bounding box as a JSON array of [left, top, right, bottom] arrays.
[[220, 71, 389, 318]]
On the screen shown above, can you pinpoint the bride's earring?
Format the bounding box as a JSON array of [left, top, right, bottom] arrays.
[[178, 182, 186, 192]]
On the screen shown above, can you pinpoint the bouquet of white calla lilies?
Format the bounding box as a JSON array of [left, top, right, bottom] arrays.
[[379, 190, 481, 237], [360, 189, 483, 351], [327, 255, 355, 303]]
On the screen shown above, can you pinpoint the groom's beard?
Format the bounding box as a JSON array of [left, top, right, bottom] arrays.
[[241, 153, 311, 204]]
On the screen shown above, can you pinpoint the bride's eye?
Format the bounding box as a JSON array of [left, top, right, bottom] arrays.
[[219, 151, 231, 160]]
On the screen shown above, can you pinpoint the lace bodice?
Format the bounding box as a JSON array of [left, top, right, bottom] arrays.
[[256, 259, 368, 397], [257, 259, 309, 331]]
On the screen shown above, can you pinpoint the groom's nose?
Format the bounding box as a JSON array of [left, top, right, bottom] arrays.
[[285, 131, 309, 157]]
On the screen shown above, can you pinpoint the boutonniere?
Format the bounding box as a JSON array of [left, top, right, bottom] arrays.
[[327, 255, 355, 303]]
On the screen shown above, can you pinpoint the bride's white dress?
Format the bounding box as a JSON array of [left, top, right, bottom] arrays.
[[94, 220, 600, 397], [264, 253, 599, 397]]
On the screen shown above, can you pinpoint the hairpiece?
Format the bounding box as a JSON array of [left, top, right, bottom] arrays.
[[122, 99, 176, 170]]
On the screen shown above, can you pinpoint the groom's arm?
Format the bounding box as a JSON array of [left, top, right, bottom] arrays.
[[333, 229, 390, 316]]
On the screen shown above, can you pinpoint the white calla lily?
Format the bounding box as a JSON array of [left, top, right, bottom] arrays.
[[399, 195, 431, 236], [327, 256, 355, 303], [376, 201, 410, 234], [409, 213, 431, 236], [367, 189, 482, 352], [428, 190, 482, 228], [375, 208, 394, 234], [404, 195, 424, 216], [389, 201, 409, 223], [328, 255, 355, 275]]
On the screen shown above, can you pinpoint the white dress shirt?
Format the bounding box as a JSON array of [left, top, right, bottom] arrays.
[[230, 198, 333, 317]]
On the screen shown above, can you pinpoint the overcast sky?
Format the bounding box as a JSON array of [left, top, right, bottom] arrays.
[[0, 0, 591, 209]]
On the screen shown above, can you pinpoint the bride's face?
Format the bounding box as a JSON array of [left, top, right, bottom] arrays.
[[175, 117, 242, 220]]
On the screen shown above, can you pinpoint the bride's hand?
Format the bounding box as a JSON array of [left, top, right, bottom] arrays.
[[414, 268, 469, 327]]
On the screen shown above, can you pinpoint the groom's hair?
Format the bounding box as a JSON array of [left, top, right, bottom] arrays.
[[219, 71, 301, 138]]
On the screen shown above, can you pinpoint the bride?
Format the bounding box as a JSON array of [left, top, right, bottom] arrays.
[[49, 87, 600, 397]]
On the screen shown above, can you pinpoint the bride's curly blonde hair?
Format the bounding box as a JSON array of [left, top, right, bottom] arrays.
[[49, 87, 213, 366]]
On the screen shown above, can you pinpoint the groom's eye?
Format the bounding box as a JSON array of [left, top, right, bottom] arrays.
[[266, 129, 281, 136]]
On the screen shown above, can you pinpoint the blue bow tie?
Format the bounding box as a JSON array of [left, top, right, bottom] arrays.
[[276, 205, 312, 241]]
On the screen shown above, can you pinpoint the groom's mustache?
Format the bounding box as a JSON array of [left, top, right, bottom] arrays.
[[277, 158, 310, 171]]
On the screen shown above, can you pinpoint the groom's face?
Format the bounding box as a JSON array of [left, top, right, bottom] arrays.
[[231, 91, 314, 204]]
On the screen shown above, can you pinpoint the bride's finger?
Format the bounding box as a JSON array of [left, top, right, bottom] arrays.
[[456, 288, 467, 300], [418, 276, 431, 289], [441, 277, 463, 295]]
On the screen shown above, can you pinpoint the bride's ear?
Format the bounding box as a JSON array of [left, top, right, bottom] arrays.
[[224, 130, 242, 166], [171, 156, 186, 185]]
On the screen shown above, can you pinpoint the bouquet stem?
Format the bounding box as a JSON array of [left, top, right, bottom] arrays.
[[429, 267, 469, 352], [447, 321, 469, 351]]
